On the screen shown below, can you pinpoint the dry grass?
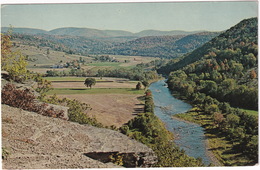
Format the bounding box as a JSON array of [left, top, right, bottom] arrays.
[[58, 94, 144, 127]]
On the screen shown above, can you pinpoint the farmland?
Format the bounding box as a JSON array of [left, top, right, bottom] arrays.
[[46, 77, 145, 127], [12, 40, 160, 74], [58, 93, 144, 127]]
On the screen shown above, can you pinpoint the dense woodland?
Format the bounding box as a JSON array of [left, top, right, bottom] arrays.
[[108, 32, 219, 58], [9, 31, 218, 58], [45, 64, 161, 81], [164, 17, 258, 164]]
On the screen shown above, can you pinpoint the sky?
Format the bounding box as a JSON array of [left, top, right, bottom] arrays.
[[0, 0, 258, 33]]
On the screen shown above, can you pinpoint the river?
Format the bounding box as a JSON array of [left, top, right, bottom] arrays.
[[149, 79, 212, 165]]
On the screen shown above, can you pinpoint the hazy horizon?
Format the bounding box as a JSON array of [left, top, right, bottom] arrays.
[[1, 1, 258, 33], [1, 25, 216, 33]]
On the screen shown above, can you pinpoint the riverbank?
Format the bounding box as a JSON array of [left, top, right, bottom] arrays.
[[172, 115, 222, 166], [172, 105, 256, 166], [148, 80, 213, 165], [120, 89, 205, 167]]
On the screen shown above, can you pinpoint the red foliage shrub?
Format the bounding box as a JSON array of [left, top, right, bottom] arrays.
[[2, 83, 64, 119]]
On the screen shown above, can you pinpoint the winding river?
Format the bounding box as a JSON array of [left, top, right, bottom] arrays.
[[149, 79, 212, 165]]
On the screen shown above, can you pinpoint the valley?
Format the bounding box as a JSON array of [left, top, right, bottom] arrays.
[[1, 15, 258, 168]]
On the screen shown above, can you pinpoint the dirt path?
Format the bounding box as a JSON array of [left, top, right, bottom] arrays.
[[58, 94, 144, 128]]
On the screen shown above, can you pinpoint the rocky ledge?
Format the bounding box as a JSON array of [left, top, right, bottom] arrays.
[[2, 104, 157, 169]]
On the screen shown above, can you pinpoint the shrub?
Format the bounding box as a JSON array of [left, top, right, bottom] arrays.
[[45, 94, 103, 127], [1, 83, 65, 119]]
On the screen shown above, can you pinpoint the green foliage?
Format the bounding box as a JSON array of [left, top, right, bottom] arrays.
[[226, 113, 240, 128], [106, 32, 218, 58], [109, 153, 124, 166], [10, 31, 218, 59], [84, 78, 96, 89], [34, 74, 53, 101], [120, 90, 204, 167], [159, 17, 257, 74], [164, 18, 258, 165], [142, 80, 149, 89], [45, 62, 161, 82], [44, 94, 103, 127], [136, 82, 142, 90], [1, 31, 29, 82], [144, 90, 154, 113]]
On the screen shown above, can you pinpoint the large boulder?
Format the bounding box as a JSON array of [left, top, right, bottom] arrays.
[[2, 105, 157, 169]]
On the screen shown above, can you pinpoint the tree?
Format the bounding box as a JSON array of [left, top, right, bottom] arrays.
[[1, 30, 29, 82], [250, 70, 257, 79], [84, 78, 96, 89], [226, 113, 240, 129], [142, 80, 149, 90], [136, 82, 142, 90], [97, 69, 105, 79], [213, 112, 224, 128]]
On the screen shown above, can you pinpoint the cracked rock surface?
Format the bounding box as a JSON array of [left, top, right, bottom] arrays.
[[2, 104, 156, 169]]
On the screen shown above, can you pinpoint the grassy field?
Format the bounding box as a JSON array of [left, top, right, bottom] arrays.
[[44, 77, 138, 82], [240, 109, 258, 116], [44, 77, 139, 89], [87, 62, 122, 67], [44, 77, 86, 82], [45, 76, 145, 128], [47, 88, 145, 95]]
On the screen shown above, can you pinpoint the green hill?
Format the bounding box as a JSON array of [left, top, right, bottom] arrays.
[[158, 17, 257, 74], [165, 17, 258, 109], [1, 27, 48, 34], [108, 32, 219, 58], [134, 29, 203, 37], [164, 17, 258, 166], [9, 30, 218, 58]]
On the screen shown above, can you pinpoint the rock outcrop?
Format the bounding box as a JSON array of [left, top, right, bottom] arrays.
[[2, 105, 157, 169]]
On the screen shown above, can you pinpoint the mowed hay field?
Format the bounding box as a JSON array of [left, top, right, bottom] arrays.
[[47, 77, 145, 127], [58, 94, 144, 127]]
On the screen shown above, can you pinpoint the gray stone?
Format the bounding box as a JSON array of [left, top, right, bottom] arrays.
[[2, 105, 157, 169]]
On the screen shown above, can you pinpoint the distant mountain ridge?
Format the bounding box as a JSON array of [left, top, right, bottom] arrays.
[[1, 27, 48, 34], [1, 26, 209, 38], [135, 29, 204, 37]]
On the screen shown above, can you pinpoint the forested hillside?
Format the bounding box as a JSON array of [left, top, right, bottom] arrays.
[[158, 17, 257, 74], [107, 32, 218, 58], [163, 17, 258, 109], [164, 17, 258, 165], [10, 31, 218, 58]]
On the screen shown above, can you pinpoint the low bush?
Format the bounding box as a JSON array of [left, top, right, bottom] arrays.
[[1, 83, 65, 119]]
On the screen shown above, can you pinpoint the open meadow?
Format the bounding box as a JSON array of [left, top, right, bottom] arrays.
[[58, 93, 144, 127], [46, 77, 145, 127]]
